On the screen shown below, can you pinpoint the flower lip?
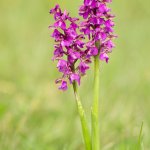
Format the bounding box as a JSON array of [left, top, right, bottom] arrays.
[[100, 53, 109, 63], [49, 4, 60, 14], [59, 80, 68, 91], [70, 73, 81, 85], [57, 59, 69, 73], [78, 62, 89, 74]]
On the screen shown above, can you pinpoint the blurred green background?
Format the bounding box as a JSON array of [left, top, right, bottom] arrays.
[[0, 0, 150, 149]]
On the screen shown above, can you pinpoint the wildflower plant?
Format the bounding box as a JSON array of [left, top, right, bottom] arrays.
[[49, 0, 116, 149]]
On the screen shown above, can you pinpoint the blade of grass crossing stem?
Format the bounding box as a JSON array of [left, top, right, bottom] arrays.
[[92, 54, 100, 150], [137, 122, 144, 150], [73, 82, 92, 150]]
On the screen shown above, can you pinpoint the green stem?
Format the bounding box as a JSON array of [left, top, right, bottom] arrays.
[[73, 82, 92, 150], [92, 42, 100, 150]]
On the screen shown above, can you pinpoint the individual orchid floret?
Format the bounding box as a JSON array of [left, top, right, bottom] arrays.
[[59, 80, 68, 91]]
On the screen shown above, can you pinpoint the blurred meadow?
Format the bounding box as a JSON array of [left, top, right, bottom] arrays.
[[0, 0, 150, 149]]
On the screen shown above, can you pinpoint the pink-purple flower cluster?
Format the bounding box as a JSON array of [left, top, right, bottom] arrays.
[[79, 0, 117, 63], [50, 5, 92, 90], [49, 1, 116, 91]]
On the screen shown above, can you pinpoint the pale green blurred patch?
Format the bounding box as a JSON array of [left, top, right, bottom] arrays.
[[0, 0, 150, 149]]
